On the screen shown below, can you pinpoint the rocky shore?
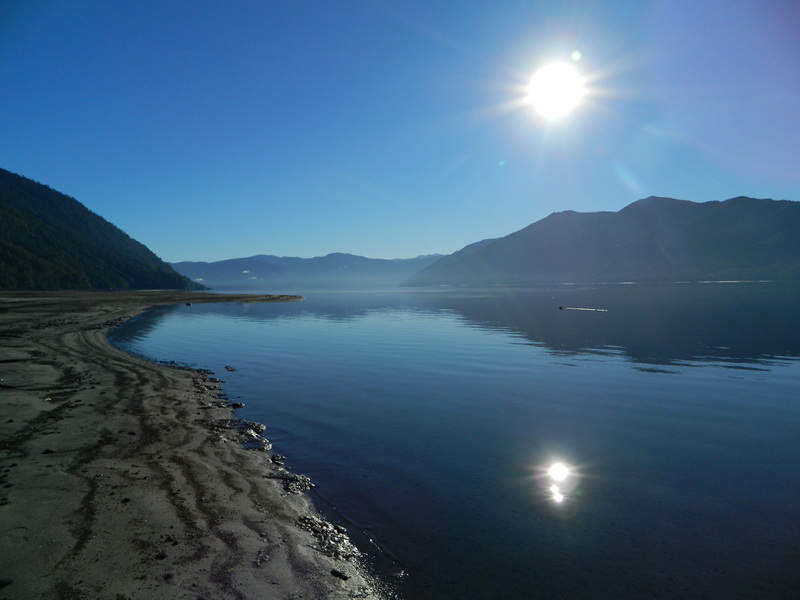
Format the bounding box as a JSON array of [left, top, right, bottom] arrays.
[[0, 291, 385, 600]]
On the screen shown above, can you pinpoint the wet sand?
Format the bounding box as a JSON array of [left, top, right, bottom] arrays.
[[0, 291, 383, 599]]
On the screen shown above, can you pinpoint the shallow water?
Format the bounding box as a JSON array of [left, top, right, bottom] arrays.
[[110, 283, 800, 599]]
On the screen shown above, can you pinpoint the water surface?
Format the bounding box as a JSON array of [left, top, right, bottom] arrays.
[[110, 283, 800, 599]]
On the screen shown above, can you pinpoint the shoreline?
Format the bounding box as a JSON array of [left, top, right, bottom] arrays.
[[0, 291, 385, 599]]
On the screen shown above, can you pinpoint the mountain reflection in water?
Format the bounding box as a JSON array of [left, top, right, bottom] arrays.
[[409, 282, 800, 367], [117, 282, 800, 369]]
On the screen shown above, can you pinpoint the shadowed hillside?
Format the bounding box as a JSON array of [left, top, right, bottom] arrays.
[[0, 168, 201, 290], [404, 196, 800, 286]]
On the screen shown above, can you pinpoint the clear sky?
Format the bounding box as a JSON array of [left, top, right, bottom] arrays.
[[2, 0, 798, 262]]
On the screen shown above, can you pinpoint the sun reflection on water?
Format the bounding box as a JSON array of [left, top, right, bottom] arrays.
[[548, 461, 570, 482], [549, 484, 565, 503], [540, 459, 579, 505]]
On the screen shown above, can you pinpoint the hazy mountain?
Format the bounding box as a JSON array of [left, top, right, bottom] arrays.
[[172, 252, 443, 290], [404, 196, 800, 286], [0, 168, 201, 290]]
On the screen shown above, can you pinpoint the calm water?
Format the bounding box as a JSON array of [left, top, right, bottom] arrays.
[[109, 283, 800, 599]]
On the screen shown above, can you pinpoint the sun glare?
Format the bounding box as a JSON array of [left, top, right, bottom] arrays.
[[548, 461, 570, 482], [542, 460, 574, 504], [526, 62, 586, 120], [549, 484, 565, 503]]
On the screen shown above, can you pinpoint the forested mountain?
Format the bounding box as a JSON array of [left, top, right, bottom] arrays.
[[0, 168, 200, 290], [404, 196, 800, 286], [172, 252, 442, 290]]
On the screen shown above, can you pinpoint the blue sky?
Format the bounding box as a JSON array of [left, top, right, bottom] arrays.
[[2, 0, 798, 262]]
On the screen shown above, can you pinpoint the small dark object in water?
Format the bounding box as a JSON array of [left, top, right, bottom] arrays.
[[185, 302, 192, 306], [224, 365, 236, 371]]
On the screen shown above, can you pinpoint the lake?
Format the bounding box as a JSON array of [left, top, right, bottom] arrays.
[[109, 282, 800, 599]]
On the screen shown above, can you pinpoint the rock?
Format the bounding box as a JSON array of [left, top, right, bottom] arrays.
[[245, 440, 272, 451], [297, 516, 360, 560], [246, 421, 266, 434], [253, 549, 269, 567], [265, 470, 314, 494]]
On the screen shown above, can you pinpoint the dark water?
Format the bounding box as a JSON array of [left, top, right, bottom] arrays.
[[109, 283, 800, 599]]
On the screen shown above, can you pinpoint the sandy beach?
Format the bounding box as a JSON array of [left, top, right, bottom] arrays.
[[0, 291, 384, 600]]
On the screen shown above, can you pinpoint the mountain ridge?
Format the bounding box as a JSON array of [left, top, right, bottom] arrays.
[[171, 253, 442, 290], [0, 168, 200, 290], [403, 196, 800, 286]]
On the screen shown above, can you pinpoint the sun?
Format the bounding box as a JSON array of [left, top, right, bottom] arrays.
[[526, 61, 586, 120]]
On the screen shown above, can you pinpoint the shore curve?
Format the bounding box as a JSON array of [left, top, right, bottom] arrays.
[[0, 291, 386, 600]]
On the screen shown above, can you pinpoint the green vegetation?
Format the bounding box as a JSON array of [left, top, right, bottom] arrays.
[[0, 168, 202, 290]]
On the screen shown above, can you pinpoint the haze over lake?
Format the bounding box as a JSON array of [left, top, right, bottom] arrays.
[[110, 282, 800, 599]]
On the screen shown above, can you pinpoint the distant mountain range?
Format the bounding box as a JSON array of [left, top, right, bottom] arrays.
[[3, 167, 797, 291], [404, 196, 800, 286], [171, 253, 442, 290], [0, 168, 199, 290]]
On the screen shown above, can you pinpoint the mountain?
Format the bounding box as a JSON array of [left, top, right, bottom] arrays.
[[171, 252, 443, 290], [0, 168, 201, 290], [403, 196, 800, 286]]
